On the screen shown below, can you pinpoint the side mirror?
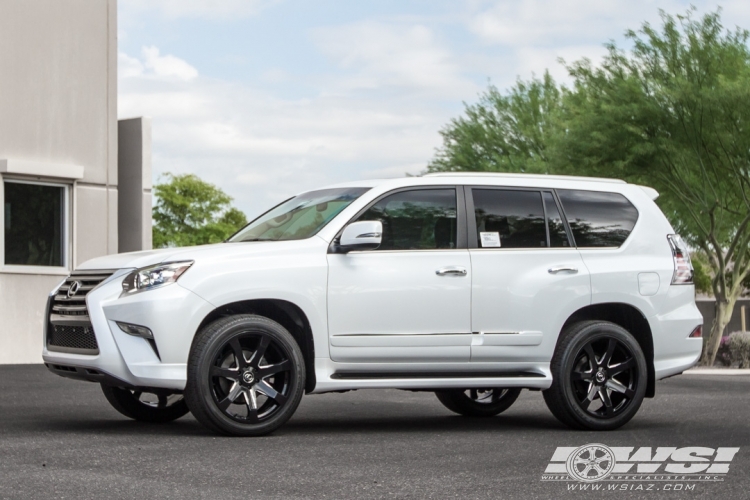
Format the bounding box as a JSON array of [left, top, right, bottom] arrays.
[[339, 220, 383, 252]]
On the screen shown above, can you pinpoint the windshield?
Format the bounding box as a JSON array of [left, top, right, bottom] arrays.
[[228, 187, 370, 242]]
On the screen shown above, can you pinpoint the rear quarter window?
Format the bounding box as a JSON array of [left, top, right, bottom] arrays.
[[557, 190, 638, 247]]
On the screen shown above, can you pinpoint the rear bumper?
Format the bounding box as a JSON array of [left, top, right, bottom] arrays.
[[651, 286, 704, 380]]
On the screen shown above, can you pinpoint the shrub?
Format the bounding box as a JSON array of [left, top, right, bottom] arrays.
[[715, 336, 733, 367], [727, 331, 750, 368]]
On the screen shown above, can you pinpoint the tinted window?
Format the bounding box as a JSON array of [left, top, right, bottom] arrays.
[[473, 189, 547, 248], [357, 189, 457, 250], [557, 190, 638, 247], [4, 181, 64, 266], [230, 187, 369, 242], [544, 192, 570, 247]]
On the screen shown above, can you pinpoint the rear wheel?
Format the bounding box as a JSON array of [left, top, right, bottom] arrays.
[[184, 315, 305, 436], [543, 320, 647, 430], [101, 385, 189, 423], [435, 388, 522, 417]]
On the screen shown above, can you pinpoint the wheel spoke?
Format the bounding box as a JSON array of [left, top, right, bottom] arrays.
[[585, 384, 598, 403], [601, 338, 617, 366], [257, 359, 291, 379], [158, 394, 167, 408], [217, 382, 243, 411], [599, 388, 614, 415], [583, 343, 597, 367], [469, 389, 478, 401], [606, 379, 634, 399], [248, 336, 271, 368], [211, 366, 240, 380], [256, 381, 287, 405], [571, 370, 593, 382], [228, 338, 248, 369], [608, 358, 635, 377]]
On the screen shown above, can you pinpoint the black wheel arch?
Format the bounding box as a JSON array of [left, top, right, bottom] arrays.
[[195, 299, 316, 393], [559, 303, 655, 398]]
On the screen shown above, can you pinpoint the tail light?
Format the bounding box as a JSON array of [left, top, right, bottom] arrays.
[[689, 325, 702, 338], [667, 234, 694, 285]]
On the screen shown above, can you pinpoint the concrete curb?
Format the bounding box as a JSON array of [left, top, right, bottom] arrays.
[[684, 368, 750, 375]]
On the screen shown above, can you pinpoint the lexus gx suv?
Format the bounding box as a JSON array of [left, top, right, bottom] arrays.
[[43, 173, 703, 436]]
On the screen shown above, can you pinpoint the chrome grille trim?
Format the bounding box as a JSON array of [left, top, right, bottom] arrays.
[[47, 270, 115, 354]]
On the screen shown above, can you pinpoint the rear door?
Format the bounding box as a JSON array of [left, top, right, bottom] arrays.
[[467, 187, 591, 362]]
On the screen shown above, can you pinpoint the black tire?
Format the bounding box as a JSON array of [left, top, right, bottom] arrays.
[[184, 314, 305, 437], [101, 385, 189, 423], [543, 320, 648, 431], [435, 388, 522, 417]]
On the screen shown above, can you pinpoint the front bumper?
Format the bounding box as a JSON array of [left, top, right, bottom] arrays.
[[43, 270, 215, 390]]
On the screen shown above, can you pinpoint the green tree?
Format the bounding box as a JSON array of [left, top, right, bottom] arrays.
[[427, 72, 560, 174], [152, 173, 247, 248], [429, 8, 750, 365], [558, 9, 750, 365]]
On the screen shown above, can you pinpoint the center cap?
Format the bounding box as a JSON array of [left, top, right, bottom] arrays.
[[242, 370, 255, 384], [595, 370, 606, 384]]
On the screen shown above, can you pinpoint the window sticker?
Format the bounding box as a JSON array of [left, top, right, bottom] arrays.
[[480, 232, 501, 248]]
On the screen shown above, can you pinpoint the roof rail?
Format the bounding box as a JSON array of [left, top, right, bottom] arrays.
[[424, 172, 626, 184]]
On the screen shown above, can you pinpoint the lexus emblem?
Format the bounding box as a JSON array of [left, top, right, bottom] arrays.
[[67, 281, 81, 298]]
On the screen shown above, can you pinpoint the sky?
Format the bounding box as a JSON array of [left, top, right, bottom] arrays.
[[117, 0, 750, 219]]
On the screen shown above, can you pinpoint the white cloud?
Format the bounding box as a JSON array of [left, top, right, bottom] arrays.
[[120, 0, 277, 21], [118, 46, 451, 218], [312, 21, 478, 97], [142, 46, 199, 81], [118, 47, 199, 82]]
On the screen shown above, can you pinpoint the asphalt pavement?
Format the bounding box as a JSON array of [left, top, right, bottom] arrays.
[[0, 365, 748, 499]]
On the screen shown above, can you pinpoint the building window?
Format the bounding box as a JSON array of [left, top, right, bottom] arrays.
[[4, 180, 66, 267]]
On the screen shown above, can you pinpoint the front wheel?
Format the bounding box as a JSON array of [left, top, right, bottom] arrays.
[[543, 320, 648, 430], [435, 388, 522, 417], [101, 385, 189, 423], [184, 315, 305, 436]]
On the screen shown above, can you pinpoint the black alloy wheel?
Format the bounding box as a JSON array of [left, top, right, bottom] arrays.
[[543, 320, 648, 430], [571, 336, 638, 418], [435, 387, 522, 417], [185, 315, 305, 436], [100, 385, 189, 423]]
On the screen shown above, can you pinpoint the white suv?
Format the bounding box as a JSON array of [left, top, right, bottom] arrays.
[[43, 173, 703, 435]]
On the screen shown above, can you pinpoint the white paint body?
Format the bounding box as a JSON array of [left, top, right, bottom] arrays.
[[42, 174, 704, 393]]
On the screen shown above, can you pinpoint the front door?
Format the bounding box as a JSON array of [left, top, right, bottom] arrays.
[[327, 187, 472, 363], [466, 187, 591, 362]]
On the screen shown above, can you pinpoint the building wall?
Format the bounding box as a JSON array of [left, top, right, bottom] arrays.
[[0, 0, 118, 363]]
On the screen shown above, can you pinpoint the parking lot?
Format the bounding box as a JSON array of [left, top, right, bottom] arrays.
[[1, 365, 748, 499]]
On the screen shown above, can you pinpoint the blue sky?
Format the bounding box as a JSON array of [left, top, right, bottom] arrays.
[[117, 0, 748, 219]]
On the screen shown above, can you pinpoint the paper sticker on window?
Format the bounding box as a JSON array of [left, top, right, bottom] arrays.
[[480, 232, 501, 248]]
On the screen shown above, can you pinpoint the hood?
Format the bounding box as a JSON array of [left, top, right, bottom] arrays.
[[75, 237, 329, 272], [76, 244, 226, 271]]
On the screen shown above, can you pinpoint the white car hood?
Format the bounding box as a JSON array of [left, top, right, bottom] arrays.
[[76, 244, 228, 271], [76, 239, 323, 271]]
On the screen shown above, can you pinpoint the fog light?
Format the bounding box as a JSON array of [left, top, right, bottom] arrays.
[[117, 322, 154, 340], [689, 325, 702, 338]]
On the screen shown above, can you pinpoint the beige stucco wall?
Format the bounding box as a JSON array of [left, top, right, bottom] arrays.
[[0, 0, 118, 363]]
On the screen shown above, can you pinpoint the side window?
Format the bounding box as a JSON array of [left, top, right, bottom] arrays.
[[543, 192, 570, 247], [472, 189, 547, 248], [356, 189, 457, 250], [557, 190, 638, 247]]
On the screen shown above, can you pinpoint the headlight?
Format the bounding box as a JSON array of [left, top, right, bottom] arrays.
[[121, 261, 194, 293]]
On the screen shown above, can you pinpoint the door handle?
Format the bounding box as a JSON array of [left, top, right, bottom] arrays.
[[436, 266, 468, 277], [548, 266, 578, 274]]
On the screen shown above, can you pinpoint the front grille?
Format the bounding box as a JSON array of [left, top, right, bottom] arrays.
[[48, 270, 113, 355], [51, 272, 114, 317], [48, 325, 99, 352]]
